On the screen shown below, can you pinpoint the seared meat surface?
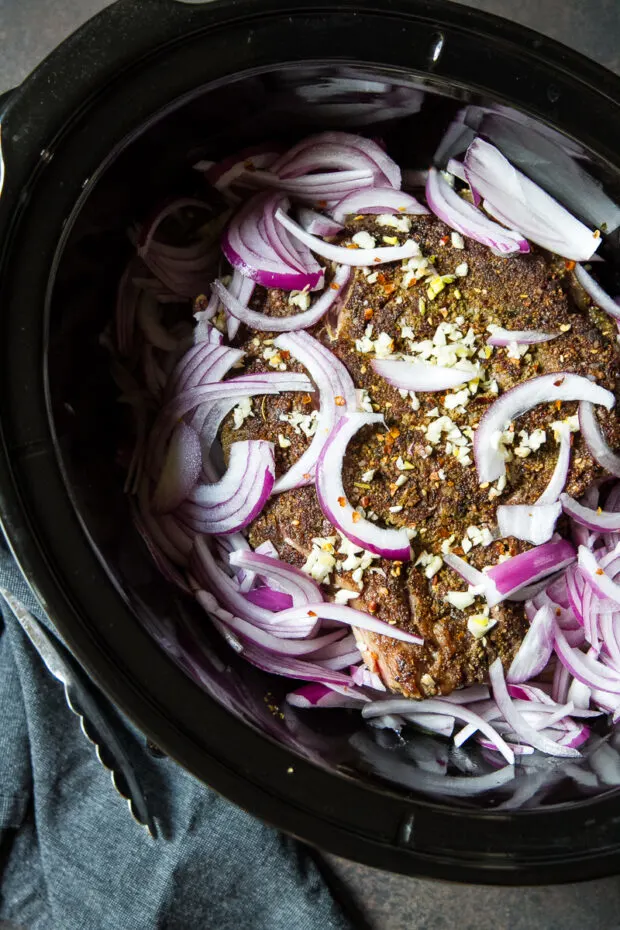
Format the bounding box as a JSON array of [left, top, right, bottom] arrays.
[[220, 214, 620, 698]]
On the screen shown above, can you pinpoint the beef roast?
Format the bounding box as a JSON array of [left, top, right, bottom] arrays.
[[219, 214, 620, 698]]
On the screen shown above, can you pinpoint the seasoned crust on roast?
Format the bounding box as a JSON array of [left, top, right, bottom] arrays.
[[219, 214, 620, 698]]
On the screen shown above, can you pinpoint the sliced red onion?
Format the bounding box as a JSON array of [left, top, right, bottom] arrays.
[[474, 373, 614, 483], [212, 264, 352, 333], [441, 684, 491, 704], [279, 143, 383, 180], [271, 330, 356, 492], [537, 423, 572, 505], [275, 209, 420, 266], [179, 440, 275, 535], [286, 684, 367, 709], [245, 586, 293, 611], [315, 413, 412, 561], [270, 132, 402, 189], [239, 168, 377, 203], [298, 207, 344, 237], [350, 664, 386, 691], [370, 359, 470, 392], [136, 292, 179, 352], [575, 263, 620, 321], [362, 698, 515, 765], [222, 192, 324, 291], [487, 540, 576, 599], [561, 493, 620, 532], [115, 264, 141, 357], [330, 188, 428, 223], [196, 591, 342, 658], [274, 603, 422, 645], [464, 139, 602, 262], [205, 147, 281, 193], [191, 538, 317, 638], [443, 551, 487, 588], [229, 550, 323, 607], [167, 343, 244, 401], [489, 658, 580, 757], [425, 167, 528, 255], [152, 422, 202, 514], [507, 606, 555, 683], [486, 327, 560, 347], [578, 545, 620, 606], [579, 401, 620, 478], [148, 372, 312, 473], [240, 642, 354, 685], [496, 502, 561, 545], [555, 626, 620, 693]]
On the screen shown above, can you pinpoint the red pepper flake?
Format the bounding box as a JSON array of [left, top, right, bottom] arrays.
[[302, 473, 312, 481], [243, 159, 256, 171], [280, 349, 291, 359], [373, 257, 381, 263], [361, 495, 371, 508], [302, 394, 313, 405], [377, 273, 387, 285], [317, 200, 327, 208], [364, 307, 374, 321], [308, 610, 317, 617], [367, 600, 378, 614], [335, 395, 346, 407], [390, 427, 401, 439], [352, 511, 361, 524], [565, 260, 576, 271], [383, 283, 396, 297], [440, 235, 449, 245], [330, 282, 341, 291], [407, 277, 418, 288], [347, 243, 359, 250], [596, 568, 605, 576], [553, 376, 565, 387], [338, 496, 346, 507]]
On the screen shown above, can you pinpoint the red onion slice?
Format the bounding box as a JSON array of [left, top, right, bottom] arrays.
[[298, 207, 344, 237], [275, 209, 420, 266], [205, 147, 281, 193], [371, 359, 470, 392], [579, 401, 620, 478], [474, 373, 614, 483], [179, 441, 275, 535], [196, 591, 342, 658], [487, 540, 576, 597], [362, 698, 515, 765], [315, 413, 412, 561], [229, 550, 323, 606], [507, 605, 555, 683], [137, 197, 213, 257], [561, 493, 620, 532], [286, 684, 367, 709], [537, 424, 572, 504], [148, 372, 312, 476], [489, 658, 580, 757], [272, 331, 355, 493], [222, 193, 324, 291], [242, 587, 291, 612], [270, 132, 402, 189], [239, 642, 355, 686], [191, 538, 317, 638], [578, 545, 620, 607], [152, 422, 202, 514], [425, 167, 528, 255], [486, 327, 560, 347], [443, 551, 487, 588], [496, 503, 561, 546], [464, 139, 602, 262], [555, 626, 620, 693], [274, 603, 422, 645], [575, 263, 620, 321], [239, 169, 377, 203], [212, 264, 352, 333], [330, 187, 429, 223]]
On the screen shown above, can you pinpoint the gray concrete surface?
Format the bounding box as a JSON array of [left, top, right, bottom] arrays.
[[1, 2, 620, 929]]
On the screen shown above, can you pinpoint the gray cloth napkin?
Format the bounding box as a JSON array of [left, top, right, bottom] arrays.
[[0, 544, 353, 930]]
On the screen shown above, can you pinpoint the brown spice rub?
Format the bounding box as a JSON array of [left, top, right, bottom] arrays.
[[219, 214, 620, 698]]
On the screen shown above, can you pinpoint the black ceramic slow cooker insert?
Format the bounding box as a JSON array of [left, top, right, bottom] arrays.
[[2, 0, 620, 884]]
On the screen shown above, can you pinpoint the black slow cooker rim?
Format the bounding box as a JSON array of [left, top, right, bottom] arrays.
[[2, 0, 620, 883]]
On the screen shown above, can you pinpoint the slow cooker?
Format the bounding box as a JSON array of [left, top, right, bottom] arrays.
[[2, 0, 620, 884]]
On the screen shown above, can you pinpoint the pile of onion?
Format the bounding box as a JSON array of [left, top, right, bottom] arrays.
[[110, 120, 620, 794]]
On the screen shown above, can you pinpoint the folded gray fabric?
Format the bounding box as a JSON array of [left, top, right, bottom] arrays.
[[0, 544, 352, 930]]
